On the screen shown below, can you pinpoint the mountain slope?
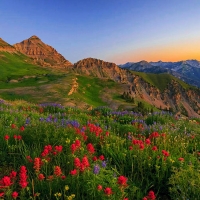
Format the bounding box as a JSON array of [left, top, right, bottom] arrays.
[[0, 38, 50, 82], [0, 37, 16, 52], [14, 35, 72, 68]]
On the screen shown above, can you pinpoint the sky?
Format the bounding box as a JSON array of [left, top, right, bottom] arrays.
[[0, 0, 200, 64]]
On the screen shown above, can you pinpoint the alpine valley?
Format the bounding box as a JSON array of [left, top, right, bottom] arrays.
[[0, 35, 200, 117]]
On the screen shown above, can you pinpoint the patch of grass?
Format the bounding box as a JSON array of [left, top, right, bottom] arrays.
[[0, 52, 50, 81], [0, 74, 66, 89], [72, 75, 117, 107], [0, 92, 33, 102], [131, 71, 191, 91]]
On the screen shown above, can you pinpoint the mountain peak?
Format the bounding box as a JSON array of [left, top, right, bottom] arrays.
[[29, 35, 40, 40], [14, 36, 72, 68]]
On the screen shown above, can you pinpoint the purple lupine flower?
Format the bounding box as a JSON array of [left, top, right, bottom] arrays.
[[93, 165, 100, 175], [102, 161, 107, 168]]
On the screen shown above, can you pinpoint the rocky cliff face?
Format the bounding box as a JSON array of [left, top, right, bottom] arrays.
[[72, 57, 200, 117], [0, 38, 16, 52], [13, 35, 72, 68], [130, 77, 200, 117]]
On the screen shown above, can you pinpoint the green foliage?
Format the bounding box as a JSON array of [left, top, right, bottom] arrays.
[[169, 166, 200, 199], [121, 91, 135, 103], [91, 106, 112, 116], [145, 113, 172, 125]]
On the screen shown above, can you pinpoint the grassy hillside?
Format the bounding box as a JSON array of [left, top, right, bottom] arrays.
[[0, 72, 124, 108], [0, 52, 49, 81], [131, 71, 191, 91], [73, 75, 116, 106]]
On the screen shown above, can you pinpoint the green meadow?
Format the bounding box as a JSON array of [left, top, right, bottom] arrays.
[[0, 100, 200, 199]]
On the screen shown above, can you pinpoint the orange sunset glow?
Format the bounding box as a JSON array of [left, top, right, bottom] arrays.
[[110, 38, 200, 64]]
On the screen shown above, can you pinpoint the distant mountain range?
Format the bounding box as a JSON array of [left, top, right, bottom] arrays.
[[119, 60, 200, 87]]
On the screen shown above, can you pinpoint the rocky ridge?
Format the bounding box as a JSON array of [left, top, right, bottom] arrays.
[[0, 38, 16, 52], [72, 58, 129, 83]]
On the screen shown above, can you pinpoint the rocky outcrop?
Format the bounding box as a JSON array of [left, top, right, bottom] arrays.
[[72, 58, 129, 83], [13, 35, 72, 68], [0, 38, 16, 52]]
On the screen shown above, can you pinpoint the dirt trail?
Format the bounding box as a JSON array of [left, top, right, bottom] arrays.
[[68, 78, 78, 96]]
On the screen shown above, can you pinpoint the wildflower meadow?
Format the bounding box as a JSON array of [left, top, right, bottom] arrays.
[[0, 100, 200, 199]]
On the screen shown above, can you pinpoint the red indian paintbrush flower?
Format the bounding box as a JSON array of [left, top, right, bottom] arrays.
[[104, 187, 113, 196], [147, 190, 156, 200], [87, 143, 95, 154], [47, 175, 54, 181], [75, 140, 81, 148], [92, 156, 98, 161], [4, 135, 9, 141], [11, 124, 17, 129], [82, 156, 90, 168], [149, 132, 160, 139], [117, 175, 128, 187], [162, 150, 170, 157], [17, 135, 22, 140], [74, 157, 81, 168], [54, 166, 62, 177], [99, 155, 105, 161], [178, 157, 184, 162], [19, 126, 25, 131], [139, 143, 145, 150], [33, 158, 41, 173], [12, 191, 18, 199], [9, 171, 17, 179], [38, 173, 45, 181], [26, 155, 33, 163], [145, 138, 151, 145], [97, 184, 103, 191], [79, 163, 85, 172], [1, 176, 12, 187], [152, 146, 158, 151], [19, 166, 28, 188], [70, 169, 77, 175], [54, 145, 63, 152], [71, 143, 77, 154]]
